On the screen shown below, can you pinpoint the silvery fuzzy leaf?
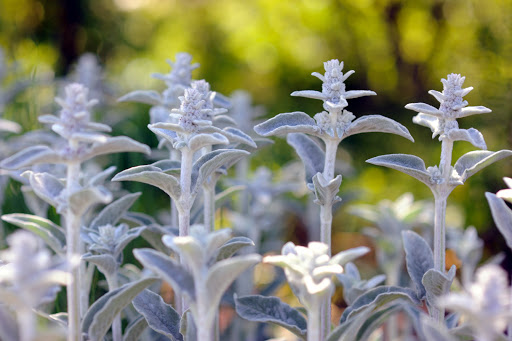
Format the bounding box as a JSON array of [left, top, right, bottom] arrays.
[[447, 128, 486, 150], [124, 212, 159, 227], [331, 246, 370, 266], [355, 304, 403, 341], [453, 150, 512, 183], [140, 225, 174, 254], [0, 118, 21, 133], [0, 305, 18, 341], [1, 213, 65, 255], [253, 112, 320, 137], [422, 265, 456, 309], [82, 253, 118, 276], [486, 192, 512, 250], [190, 149, 249, 195], [344, 90, 377, 99], [90, 192, 141, 230], [114, 226, 145, 256], [339, 286, 419, 324], [162, 234, 204, 272], [188, 133, 229, 152], [287, 133, 325, 185], [366, 154, 432, 187], [85, 136, 151, 161], [327, 303, 376, 341], [123, 315, 148, 341], [132, 289, 183, 341], [118, 90, 162, 106], [151, 127, 179, 147], [405, 102, 443, 117], [403, 231, 434, 299], [234, 294, 307, 338], [420, 315, 457, 341], [23, 171, 64, 208], [290, 90, 326, 100], [69, 131, 108, 145], [214, 236, 254, 262], [133, 248, 195, 301], [0, 145, 62, 170], [150, 122, 187, 134], [88, 166, 117, 187], [179, 310, 197, 341], [213, 114, 237, 128], [113, 166, 181, 201], [81, 277, 157, 341], [344, 115, 414, 142], [459, 105, 491, 118], [38, 114, 60, 125], [204, 254, 261, 324], [311, 172, 342, 206], [84, 121, 113, 133], [151, 160, 181, 173], [222, 127, 257, 148], [413, 113, 441, 137], [69, 186, 113, 216], [428, 90, 446, 103]]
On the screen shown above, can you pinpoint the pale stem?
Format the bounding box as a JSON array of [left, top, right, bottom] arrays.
[[17, 307, 35, 341], [235, 158, 250, 214], [385, 261, 402, 341], [203, 183, 215, 232], [197, 281, 214, 341], [170, 149, 180, 228], [307, 307, 322, 341], [508, 281, 512, 341], [79, 241, 91, 317], [106, 271, 122, 341], [66, 161, 82, 341], [323, 138, 338, 181]]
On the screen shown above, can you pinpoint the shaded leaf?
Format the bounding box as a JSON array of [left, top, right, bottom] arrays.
[[0, 305, 18, 341], [86, 136, 151, 161], [486, 192, 512, 250], [82, 253, 118, 276], [253, 112, 320, 137], [356, 304, 403, 341], [123, 315, 148, 341], [215, 236, 254, 262], [344, 115, 414, 142], [69, 186, 112, 216], [366, 154, 432, 187], [88, 166, 117, 187], [113, 166, 181, 201], [403, 231, 434, 299], [222, 127, 257, 148], [90, 192, 142, 230], [422, 265, 456, 309], [140, 225, 174, 254], [234, 294, 307, 338], [179, 310, 197, 341], [287, 133, 325, 185], [0, 145, 62, 170], [118, 90, 162, 106], [82, 277, 157, 341], [327, 303, 376, 341], [454, 150, 512, 183], [23, 171, 64, 208], [133, 289, 183, 341], [312, 173, 342, 206]]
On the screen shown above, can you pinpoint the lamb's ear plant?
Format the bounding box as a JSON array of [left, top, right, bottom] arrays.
[[254, 59, 413, 338], [0, 83, 150, 341], [133, 225, 261, 341], [368, 73, 512, 323]]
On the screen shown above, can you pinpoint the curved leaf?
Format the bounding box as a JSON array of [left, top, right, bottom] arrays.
[[82, 253, 118, 276], [344, 90, 377, 99], [1, 213, 65, 254], [355, 304, 403, 341], [234, 295, 307, 338], [344, 115, 414, 142], [486, 192, 512, 250], [90, 192, 142, 230], [123, 316, 148, 341], [253, 112, 320, 137], [133, 289, 183, 341], [366, 154, 432, 187], [118, 90, 162, 106], [403, 231, 434, 299], [312, 173, 342, 206], [459, 105, 491, 118], [82, 277, 157, 341], [422, 265, 456, 309], [290, 90, 325, 100], [85, 136, 151, 161], [0, 145, 62, 170], [222, 127, 257, 148], [69, 186, 113, 216], [24, 171, 64, 208], [405, 102, 443, 117], [454, 150, 512, 183], [447, 128, 486, 149], [113, 166, 181, 201], [413, 113, 441, 137], [287, 133, 325, 185], [215, 236, 254, 262], [331, 246, 370, 266], [188, 133, 229, 152]]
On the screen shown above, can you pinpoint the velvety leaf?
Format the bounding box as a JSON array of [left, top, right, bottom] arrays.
[[23, 171, 64, 208], [234, 295, 307, 338], [179, 310, 197, 341], [331, 246, 370, 266], [90, 192, 141, 230], [113, 166, 181, 201], [118, 90, 162, 106], [151, 160, 181, 173], [88, 166, 117, 187], [327, 304, 376, 341], [340, 286, 419, 323], [253, 112, 320, 137], [486, 192, 512, 250], [188, 133, 229, 152], [422, 265, 456, 309], [420, 315, 457, 341], [344, 90, 377, 99], [215, 236, 254, 262], [405, 103, 443, 117], [222, 127, 257, 148], [454, 150, 512, 183], [403, 231, 433, 299], [0, 118, 21, 133], [0, 305, 18, 341], [123, 315, 148, 341], [82, 277, 157, 341], [190, 149, 249, 195], [133, 289, 183, 341], [0, 145, 62, 170], [140, 225, 174, 254], [287, 133, 325, 185], [133, 248, 195, 301], [344, 115, 414, 142], [447, 128, 486, 149], [1, 213, 65, 254], [459, 105, 491, 118], [162, 235, 204, 272], [290, 90, 325, 100], [312, 173, 342, 206], [85, 136, 151, 161], [82, 253, 118, 276], [366, 154, 432, 187], [413, 113, 441, 136], [356, 304, 403, 341], [69, 186, 113, 216]]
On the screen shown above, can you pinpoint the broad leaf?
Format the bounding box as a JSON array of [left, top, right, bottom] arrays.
[[291, 90, 325, 100], [327, 304, 376, 341], [0, 145, 62, 170], [253, 112, 320, 137], [89, 192, 141, 230], [486, 192, 512, 250], [422, 265, 456, 309], [447, 128, 486, 150], [405, 102, 443, 117], [454, 150, 512, 183], [123, 316, 148, 341], [403, 231, 434, 299], [366, 154, 432, 187], [82, 277, 157, 341], [118, 90, 162, 106], [85, 136, 151, 161], [113, 166, 181, 201], [311, 173, 342, 206], [215, 236, 254, 262], [140, 225, 174, 254], [188, 133, 228, 152], [413, 113, 441, 137], [287, 133, 325, 185], [88, 166, 117, 187], [133, 290, 183, 341], [356, 304, 403, 341], [133, 248, 195, 300], [23, 171, 64, 208], [82, 253, 118, 276], [331, 246, 370, 266], [344, 115, 414, 142], [234, 295, 307, 338], [69, 186, 112, 216], [1, 213, 65, 254], [222, 127, 257, 148], [459, 105, 491, 118]]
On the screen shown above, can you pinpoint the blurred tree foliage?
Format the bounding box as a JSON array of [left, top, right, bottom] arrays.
[[1, 0, 512, 258]]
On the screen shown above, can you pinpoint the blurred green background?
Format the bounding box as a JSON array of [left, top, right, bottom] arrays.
[[1, 0, 512, 262]]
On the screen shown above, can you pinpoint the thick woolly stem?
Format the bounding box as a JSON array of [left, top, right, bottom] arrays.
[[203, 183, 215, 232], [307, 306, 322, 341], [106, 271, 122, 341]]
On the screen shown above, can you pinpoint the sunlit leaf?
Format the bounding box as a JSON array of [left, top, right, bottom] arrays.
[[287, 133, 325, 185], [453, 150, 512, 183], [113, 166, 181, 201], [366, 154, 432, 187], [344, 115, 414, 142], [123, 316, 148, 341], [254, 112, 320, 137]]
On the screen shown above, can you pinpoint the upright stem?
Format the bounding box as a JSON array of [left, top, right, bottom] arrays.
[[203, 183, 215, 232], [307, 308, 321, 341], [106, 271, 122, 341], [17, 307, 35, 341], [170, 149, 180, 228], [66, 161, 82, 341]]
